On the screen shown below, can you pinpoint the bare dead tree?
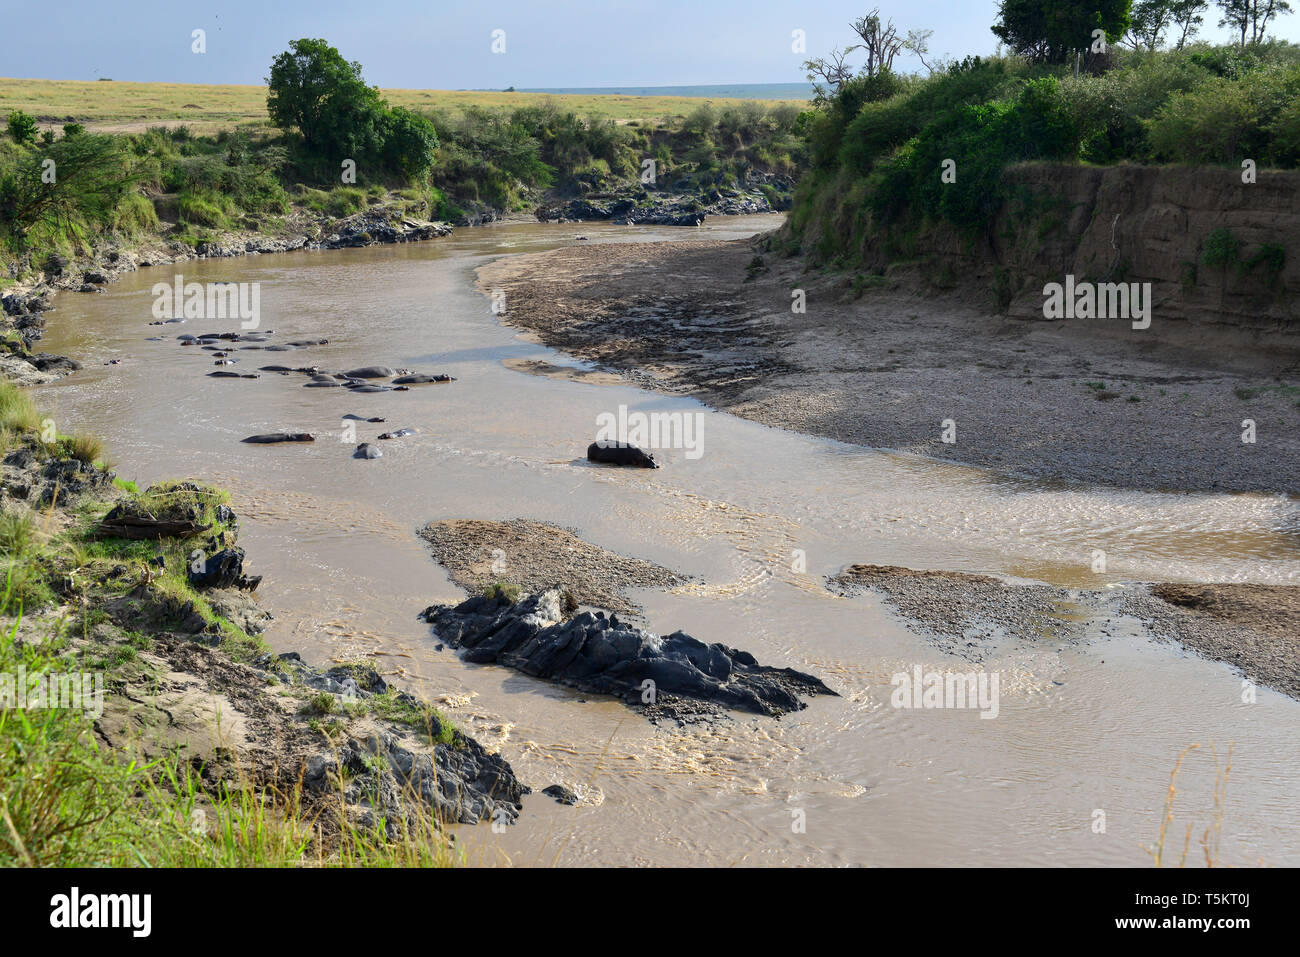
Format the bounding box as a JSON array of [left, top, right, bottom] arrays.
[[804, 46, 856, 102], [848, 8, 907, 77], [903, 28, 937, 73]]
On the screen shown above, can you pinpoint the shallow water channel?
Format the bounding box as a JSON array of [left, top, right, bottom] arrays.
[[34, 214, 1300, 866]]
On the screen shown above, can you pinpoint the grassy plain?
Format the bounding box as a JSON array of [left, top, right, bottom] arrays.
[[0, 77, 804, 134]]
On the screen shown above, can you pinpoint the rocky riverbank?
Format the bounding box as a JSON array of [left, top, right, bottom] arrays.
[[0, 198, 454, 383], [1, 183, 795, 389], [536, 174, 792, 227], [0, 417, 529, 856]]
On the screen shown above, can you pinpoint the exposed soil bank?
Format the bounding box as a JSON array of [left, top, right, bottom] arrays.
[[477, 237, 1299, 493], [857, 164, 1300, 345]]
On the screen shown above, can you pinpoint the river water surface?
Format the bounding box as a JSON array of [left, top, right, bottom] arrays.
[[34, 215, 1300, 866]]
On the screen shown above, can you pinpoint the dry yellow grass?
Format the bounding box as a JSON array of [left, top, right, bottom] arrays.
[[0, 77, 798, 134]]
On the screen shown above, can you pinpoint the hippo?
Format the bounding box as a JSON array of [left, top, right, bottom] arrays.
[[265, 345, 295, 352], [350, 385, 392, 393], [181, 340, 197, 346], [209, 371, 259, 379], [391, 374, 456, 385], [344, 366, 396, 379], [287, 338, 329, 346], [243, 433, 315, 443], [177, 335, 197, 340], [214, 359, 237, 366], [354, 443, 383, 459], [587, 440, 658, 468], [304, 381, 340, 387], [259, 365, 295, 372], [342, 415, 385, 423], [378, 428, 417, 439]]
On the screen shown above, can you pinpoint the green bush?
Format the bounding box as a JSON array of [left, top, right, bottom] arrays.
[[176, 190, 229, 228], [6, 111, 38, 146], [1148, 76, 1267, 163]]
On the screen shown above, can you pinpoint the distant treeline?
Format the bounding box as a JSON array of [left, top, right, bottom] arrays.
[[0, 39, 806, 279]]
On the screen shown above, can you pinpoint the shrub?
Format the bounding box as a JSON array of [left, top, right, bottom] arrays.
[[0, 383, 42, 433], [6, 111, 38, 146], [176, 190, 229, 228]]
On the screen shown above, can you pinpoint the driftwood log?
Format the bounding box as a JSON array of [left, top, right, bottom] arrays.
[[92, 516, 212, 539]]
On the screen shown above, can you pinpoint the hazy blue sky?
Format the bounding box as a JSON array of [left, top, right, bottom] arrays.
[[5, 0, 1300, 88]]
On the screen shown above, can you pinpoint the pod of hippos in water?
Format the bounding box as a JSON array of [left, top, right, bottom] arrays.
[[164, 327, 664, 469]]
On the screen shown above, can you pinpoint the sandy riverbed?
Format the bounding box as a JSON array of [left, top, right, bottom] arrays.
[[478, 238, 1299, 495], [476, 233, 1300, 696]]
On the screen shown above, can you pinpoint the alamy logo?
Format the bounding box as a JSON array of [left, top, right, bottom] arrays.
[[1042, 276, 1151, 330], [50, 887, 151, 937], [891, 666, 1000, 719], [595, 404, 704, 459], [0, 666, 103, 719], [152, 274, 260, 329]]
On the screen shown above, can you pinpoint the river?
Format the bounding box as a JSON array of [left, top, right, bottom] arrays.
[[34, 215, 1300, 866]]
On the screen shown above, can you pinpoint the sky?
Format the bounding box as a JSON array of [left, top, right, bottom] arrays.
[[4, 0, 1300, 88]]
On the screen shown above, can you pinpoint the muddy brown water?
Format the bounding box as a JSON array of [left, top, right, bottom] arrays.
[[35, 215, 1300, 866]]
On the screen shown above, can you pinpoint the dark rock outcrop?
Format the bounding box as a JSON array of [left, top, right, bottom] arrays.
[[187, 546, 261, 591], [263, 652, 528, 827], [26, 353, 82, 372], [242, 433, 315, 443], [421, 589, 836, 720], [542, 783, 580, 805], [587, 440, 658, 468]]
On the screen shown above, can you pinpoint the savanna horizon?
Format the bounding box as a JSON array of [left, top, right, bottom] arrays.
[[0, 76, 806, 134]]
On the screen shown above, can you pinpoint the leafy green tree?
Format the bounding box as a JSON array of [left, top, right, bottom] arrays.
[[379, 107, 438, 179], [1170, 0, 1210, 47], [266, 39, 386, 158], [7, 111, 38, 145], [1123, 0, 1208, 49], [1124, 0, 1175, 48], [1216, 0, 1293, 47], [992, 0, 1134, 61], [267, 39, 438, 180], [0, 134, 141, 238]]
